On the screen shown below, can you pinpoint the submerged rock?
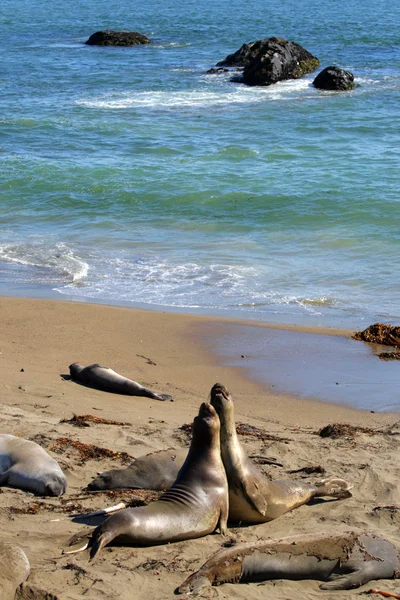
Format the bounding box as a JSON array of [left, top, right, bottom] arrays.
[[85, 30, 150, 46], [214, 37, 319, 86], [313, 66, 356, 91]]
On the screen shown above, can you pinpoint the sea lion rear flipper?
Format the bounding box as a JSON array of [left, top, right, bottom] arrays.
[[320, 565, 374, 590]]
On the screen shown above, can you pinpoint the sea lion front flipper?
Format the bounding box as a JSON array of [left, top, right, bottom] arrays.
[[240, 479, 268, 517]]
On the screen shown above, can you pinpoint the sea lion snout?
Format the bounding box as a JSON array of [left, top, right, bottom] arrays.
[[198, 402, 216, 417], [210, 383, 233, 416]]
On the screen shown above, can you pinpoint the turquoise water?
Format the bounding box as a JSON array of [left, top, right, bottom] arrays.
[[1, 0, 400, 328]]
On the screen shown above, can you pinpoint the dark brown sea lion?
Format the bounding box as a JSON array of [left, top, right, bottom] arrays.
[[0, 542, 30, 600], [88, 448, 188, 491], [69, 363, 173, 400], [0, 434, 67, 496], [210, 383, 352, 523], [177, 531, 400, 594], [77, 402, 228, 560]]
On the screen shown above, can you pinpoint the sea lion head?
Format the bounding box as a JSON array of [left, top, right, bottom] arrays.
[[192, 402, 220, 445], [69, 363, 85, 379], [210, 383, 233, 420], [44, 473, 67, 497]]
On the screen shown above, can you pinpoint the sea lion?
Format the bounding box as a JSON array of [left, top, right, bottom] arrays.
[[0, 434, 67, 496], [88, 448, 188, 491], [69, 363, 173, 401], [177, 531, 400, 594], [82, 402, 228, 560], [210, 383, 352, 523], [0, 542, 30, 600]]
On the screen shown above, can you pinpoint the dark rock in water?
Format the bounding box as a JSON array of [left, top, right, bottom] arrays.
[[206, 66, 229, 74], [313, 66, 356, 91], [216, 40, 268, 68], [215, 37, 319, 86], [85, 30, 150, 46]]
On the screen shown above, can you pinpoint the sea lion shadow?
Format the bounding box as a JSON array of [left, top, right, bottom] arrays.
[[307, 496, 347, 506], [70, 514, 109, 527], [60, 373, 72, 381]]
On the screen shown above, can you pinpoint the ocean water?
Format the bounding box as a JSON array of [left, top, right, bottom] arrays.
[[1, 0, 400, 329]]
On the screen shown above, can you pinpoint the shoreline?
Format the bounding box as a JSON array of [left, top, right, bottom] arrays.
[[0, 294, 398, 420]]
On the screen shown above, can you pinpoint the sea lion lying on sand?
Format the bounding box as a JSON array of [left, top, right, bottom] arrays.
[[0, 434, 67, 496], [88, 448, 188, 491], [0, 541, 30, 600], [177, 531, 400, 594], [210, 383, 352, 523], [69, 363, 173, 400], [69, 402, 228, 560]]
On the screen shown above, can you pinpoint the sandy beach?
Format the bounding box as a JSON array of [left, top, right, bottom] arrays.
[[0, 296, 399, 599]]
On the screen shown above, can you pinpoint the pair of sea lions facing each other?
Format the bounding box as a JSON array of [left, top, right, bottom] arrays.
[[69, 363, 173, 401], [89, 383, 352, 522], [78, 383, 351, 559]]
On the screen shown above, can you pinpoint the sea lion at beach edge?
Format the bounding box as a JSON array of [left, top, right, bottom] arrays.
[[88, 448, 188, 491], [0, 434, 67, 496], [177, 531, 400, 594], [0, 542, 30, 600], [210, 383, 352, 523], [69, 363, 173, 401], [79, 402, 228, 560]]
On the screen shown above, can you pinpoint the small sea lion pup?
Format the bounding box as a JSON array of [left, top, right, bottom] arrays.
[[177, 531, 400, 594], [0, 434, 67, 496], [210, 383, 352, 523], [75, 402, 228, 560], [0, 541, 30, 600], [69, 363, 173, 401]]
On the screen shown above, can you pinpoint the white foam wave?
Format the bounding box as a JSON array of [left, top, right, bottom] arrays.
[[76, 78, 314, 110], [0, 241, 88, 283]]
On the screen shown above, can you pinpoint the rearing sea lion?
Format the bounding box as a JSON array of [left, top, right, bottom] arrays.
[[178, 531, 400, 594], [69, 363, 173, 401], [210, 383, 352, 523], [77, 402, 228, 560]]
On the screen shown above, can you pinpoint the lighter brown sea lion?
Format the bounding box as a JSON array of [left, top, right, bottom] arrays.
[[77, 402, 228, 560], [0, 434, 67, 496], [0, 542, 30, 600], [177, 531, 400, 594], [69, 363, 173, 401], [88, 448, 188, 491], [210, 383, 352, 523]]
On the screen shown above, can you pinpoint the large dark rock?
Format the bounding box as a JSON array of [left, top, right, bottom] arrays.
[[85, 30, 150, 46], [215, 37, 319, 86], [313, 66, 356, 91]]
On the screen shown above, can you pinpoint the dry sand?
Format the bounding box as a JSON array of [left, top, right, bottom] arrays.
[[0, 296, 399, 599]]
